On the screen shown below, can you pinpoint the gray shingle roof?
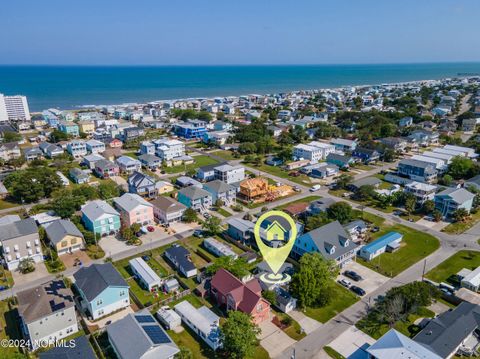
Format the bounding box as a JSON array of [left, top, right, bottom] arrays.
[[436, 187, 475, 204], [179, 186, 211, 200], [114, 193, 152, 212], [81, 200, 119, 221], [414, 302, 480, 358], [17, 280, 74, 323], [39, 335, 96, 359], [0, 218, 38, 242], [297, 221, 358, 261], [150, 196, 186, 214], [45, 219, 84, 245], [73, 263, 128, 301], [164, 245, 196, 272], [203, 179, 233, 194]]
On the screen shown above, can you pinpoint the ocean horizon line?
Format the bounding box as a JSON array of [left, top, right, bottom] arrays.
[[1, 61, 480, 68]]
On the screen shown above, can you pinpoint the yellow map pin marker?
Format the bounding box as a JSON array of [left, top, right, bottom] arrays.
[[254, 210, 297, 275]]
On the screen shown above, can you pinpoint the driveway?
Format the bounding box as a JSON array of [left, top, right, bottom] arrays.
[[289, 310, 322, 334], [11, 262, 50, 285], [258, 320, 296, 358], [61, 250, 92, 269], [328, 326, 375, 359], [416, 217, 449, 231], [83, 305, 134, 329], [100, 235, 133, 257], [338, 261, 389, 296]]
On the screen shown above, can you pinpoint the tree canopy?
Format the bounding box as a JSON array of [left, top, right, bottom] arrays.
[[290, 253, 338, 308], [220, 311, 260, 359]]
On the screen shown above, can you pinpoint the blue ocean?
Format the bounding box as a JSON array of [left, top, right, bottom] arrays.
[[1, 63, 480, 111]]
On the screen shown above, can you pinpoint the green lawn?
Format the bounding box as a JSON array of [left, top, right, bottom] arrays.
[[276, 195, 322, 210], [324, 346, 346, 359], [304, 284, 359, 323], [163, 155, 219, 174], [213, 150, 238, 160], [0, 269, 13, 288], [425, 250, 480, 285], [168, 324, 268, 359], [0, 199, 20, 210], [215, 207, 232, 217], [114, 255, 173, 306], [351, 210, 385, 228], [357, 225, 440, 277], [357, 307, 435, 340], [0, 300, 26, 359], [273, 310, 306, 340], [442, 211, 480, 234]]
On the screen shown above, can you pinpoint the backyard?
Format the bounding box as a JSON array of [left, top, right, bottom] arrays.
[[425, 250, 480, 285], [304, 284, 359, 323], [275, 195, 323, 210], [357, 224, 440, 277]]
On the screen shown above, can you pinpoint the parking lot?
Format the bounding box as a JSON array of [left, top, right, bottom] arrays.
[[337, 261, 389, 296]]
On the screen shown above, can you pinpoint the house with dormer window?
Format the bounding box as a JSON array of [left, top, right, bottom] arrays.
[[291, 220, 357, 268]]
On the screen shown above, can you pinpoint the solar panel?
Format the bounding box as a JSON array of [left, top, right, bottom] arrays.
[[135, 315, 155, 323], [143, 325, 171, 344]]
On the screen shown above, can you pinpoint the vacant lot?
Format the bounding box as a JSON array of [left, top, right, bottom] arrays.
[[357, 224, 440, 277], [163, 155, 219, 174], [426, 250, 480, 285]]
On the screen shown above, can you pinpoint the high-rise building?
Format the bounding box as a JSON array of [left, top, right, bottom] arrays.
[[0, 94, 31, 123]]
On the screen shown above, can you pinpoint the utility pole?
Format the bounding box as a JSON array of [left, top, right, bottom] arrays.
[[421, 258, 427, 281]]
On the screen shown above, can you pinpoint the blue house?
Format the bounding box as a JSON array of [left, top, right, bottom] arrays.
[[292, 221, 358, 268], [434, 188, 475, 219], [359, 232, 403, 261], [174, 120, 207, 139], [352, 147, 380, 164], [73, 263, 130, 320], [58, 121, 80, 137], [326, 153, 354, 169]]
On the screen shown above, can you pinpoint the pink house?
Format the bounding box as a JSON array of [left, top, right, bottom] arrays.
[[113, 193, 154, 227]]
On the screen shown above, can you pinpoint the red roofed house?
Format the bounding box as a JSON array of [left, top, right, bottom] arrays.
[[210, 268, 270, 325]]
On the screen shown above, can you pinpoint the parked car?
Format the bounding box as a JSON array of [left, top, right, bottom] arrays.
[[193, 230, 204, 238], [142, 255, 151, 262], [0, 286, 6, 291], [310, 184, 321, 192], [344, 270, 362, 281], [289, 171, 300, 177], [338, 279, 351, 288], [371, 226, 380, 233], [293, 186, 301, 192], [350, 286, 366, 296], [147, 226, 155, 232], [203, 213, 211, 219]]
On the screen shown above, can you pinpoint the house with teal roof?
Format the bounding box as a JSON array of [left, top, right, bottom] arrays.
[[359, 232, 403, 261]]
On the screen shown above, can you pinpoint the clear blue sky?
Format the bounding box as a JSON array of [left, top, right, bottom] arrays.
[[1, 0, 479, 65]]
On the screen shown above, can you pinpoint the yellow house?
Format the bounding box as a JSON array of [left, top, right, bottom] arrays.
[[78, 121, 95, 135], [156, 180, 174, 194], [45, 219, 85, 255]]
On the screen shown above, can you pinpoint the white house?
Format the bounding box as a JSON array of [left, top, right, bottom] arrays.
[[293, 141, 335, 163], [214, 164, 245, 184], [129, 257, 162, 291], [203, 237, 238, 259], [174, 301, 222, 350], [154, 138, 185, 161]]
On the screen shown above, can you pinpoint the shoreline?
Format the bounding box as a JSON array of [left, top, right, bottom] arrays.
[[72, 76, 473, 113], [2, 63, 480, 111]]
